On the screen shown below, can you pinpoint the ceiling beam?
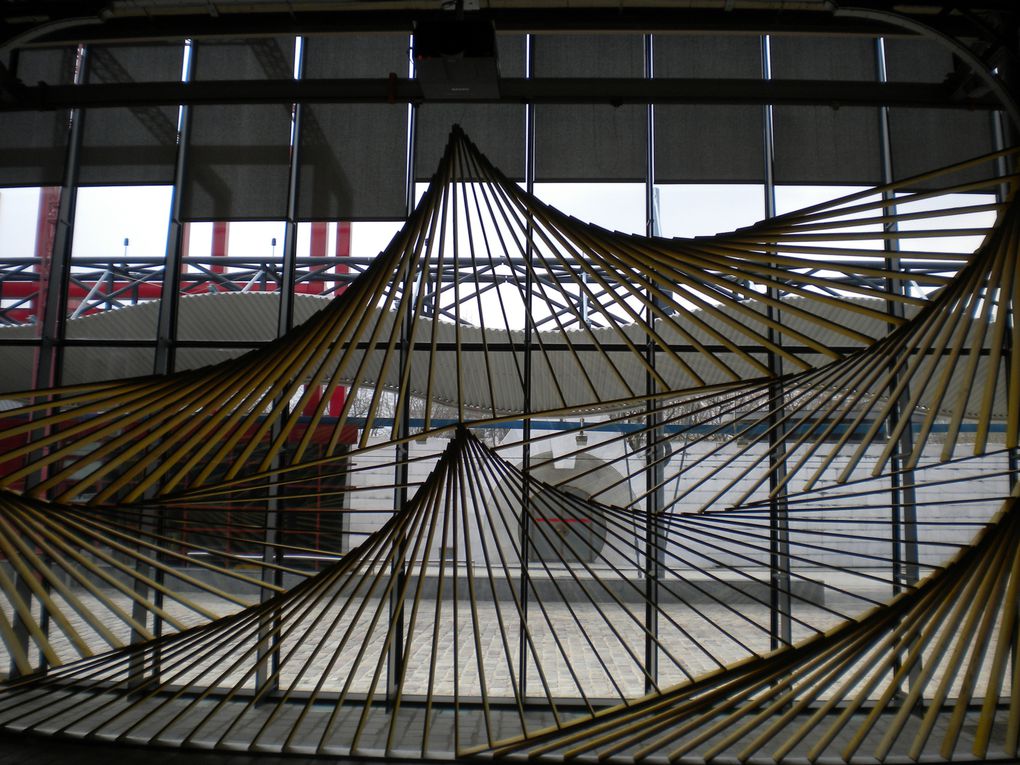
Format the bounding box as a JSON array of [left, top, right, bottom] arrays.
[[1, 7, 991, 50], [0, 76, 1001, 111]]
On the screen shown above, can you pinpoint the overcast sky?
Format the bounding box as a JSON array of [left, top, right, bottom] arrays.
[[0, 181, 994, 302]]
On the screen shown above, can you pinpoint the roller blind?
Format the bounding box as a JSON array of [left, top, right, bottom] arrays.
[[0, 48, 76, 187], [771, 36, 881, 184], [79, 44, 184, 185], [883, 37, 953, 84], [654, 35, 763, 183], [884, 38, 995, 189], [182, 39, 295, 220], [772, 105, 883, 184], [299, 34, 410, 220], [654, 34, 761, 79], [887, 107, 994, 189], [416, 33, 526, 181], [534, 34, 645, 182]]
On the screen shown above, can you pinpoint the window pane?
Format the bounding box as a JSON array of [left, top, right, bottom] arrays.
[[67, 186, 171, 339]]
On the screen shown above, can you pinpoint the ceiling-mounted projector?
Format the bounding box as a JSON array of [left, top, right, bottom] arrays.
[[414, 17, 500, 100]]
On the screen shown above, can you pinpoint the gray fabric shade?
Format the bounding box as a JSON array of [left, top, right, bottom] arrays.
[[415, 35, 526, 181], [534, 35, 645, 181], [191, 37, 295, 80], [299, 104, 408, 220], [182, 104, 292, 220], [884, 38, 995, 189], [88, 44, 184, 84], [534, 33, 643, 78], [887, 108, 994, 189], [79, 45, 184, 185], [770, 36, 881, 184], [15, 47, 76, 85], [182, 39, 295, 220], [537, 104, 646, 182], [0, 30, 998, 206], [0, 48, 76, 187], [653, 34, 761, 78], [655, 104, 764, 183], [773, 106, 882, 184], [303, 32, 409, 78], [299, 35, 410, 219], [770, 35, 876, 81], [495, 32, 526, 78], [882, 37, 953, 84], [652, 36, 763, 183]]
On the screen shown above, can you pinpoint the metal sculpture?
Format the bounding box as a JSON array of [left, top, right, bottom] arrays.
[[0, 127, 1017, 762]]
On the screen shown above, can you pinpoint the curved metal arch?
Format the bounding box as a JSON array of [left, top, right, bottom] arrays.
[[833, 2, 1020, 131]]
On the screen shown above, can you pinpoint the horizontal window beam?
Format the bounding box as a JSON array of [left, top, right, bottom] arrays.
[[0, 78, 1000, 112]]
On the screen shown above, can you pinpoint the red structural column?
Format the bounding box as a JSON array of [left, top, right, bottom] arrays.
[[30, 188, 62, 387], [331, 222, 351, 418], [211, 220, 229, 277], [336, 222, 351, 272], [30, 188, 61, 328], [300, 221, 352, 432], [305, 222, 328, 296]]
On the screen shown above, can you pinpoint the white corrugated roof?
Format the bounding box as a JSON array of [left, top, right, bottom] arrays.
[[0, 291, 1004, 420]]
